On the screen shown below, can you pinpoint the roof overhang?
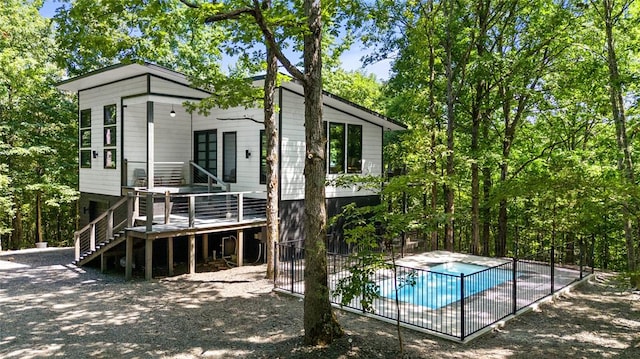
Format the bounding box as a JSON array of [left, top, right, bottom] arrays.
[[57, 62, 191, 92], [279, 81, 406, 131]]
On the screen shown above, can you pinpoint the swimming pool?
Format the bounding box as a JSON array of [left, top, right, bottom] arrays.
[[378, 261, 515, 309]]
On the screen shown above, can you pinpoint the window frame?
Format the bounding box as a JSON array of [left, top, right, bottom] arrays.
[[103, 104, 117, 169], [328, 122, 346, 174], [346, 124, 363, 174], [79, 109, 91, 168], [222, 131, 237, 183], [260, 130, 267, 184]]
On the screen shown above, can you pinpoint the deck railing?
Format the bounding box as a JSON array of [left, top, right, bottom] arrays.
[[74, 197, 129, 261], [274, 241, 593, 342], [190, 161, 230, 192], [123, 160, 187, 187], [131, 190, 267, 230]]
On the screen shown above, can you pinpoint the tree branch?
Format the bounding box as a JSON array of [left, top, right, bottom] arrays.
[[250, 0, 305, 82]]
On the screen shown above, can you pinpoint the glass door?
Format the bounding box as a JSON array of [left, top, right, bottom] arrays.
[[194, 130, 217, 182]]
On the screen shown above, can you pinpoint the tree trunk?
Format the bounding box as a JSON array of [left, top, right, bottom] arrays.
[[443, 0, 456, 252], [302, 0, 342, 345], [603, 0, 637, 271], [497, 168, 508, 257], [264, 46, 279, 280], [10, 198, 23, 249], [35, 191, 44, 244]]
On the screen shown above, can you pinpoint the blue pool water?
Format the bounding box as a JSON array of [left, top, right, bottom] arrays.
[[378, 262, 514, 310]]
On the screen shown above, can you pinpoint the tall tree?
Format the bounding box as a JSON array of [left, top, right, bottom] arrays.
[[589, 0, 638, 271], [0, 0, 77, 249]]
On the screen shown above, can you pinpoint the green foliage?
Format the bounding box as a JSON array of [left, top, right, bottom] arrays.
[[1, 0, 78, 248]]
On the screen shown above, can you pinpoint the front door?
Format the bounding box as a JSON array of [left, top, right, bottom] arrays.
[[194, 130, 217, 182]]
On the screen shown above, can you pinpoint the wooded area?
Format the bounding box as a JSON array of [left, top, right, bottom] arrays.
[[1, 0, 638, 300]]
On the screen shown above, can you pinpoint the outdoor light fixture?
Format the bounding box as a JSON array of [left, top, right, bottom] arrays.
[[170, 105, 176, 117], [92, 150, 99, 158], [245, 149, 251, 159]]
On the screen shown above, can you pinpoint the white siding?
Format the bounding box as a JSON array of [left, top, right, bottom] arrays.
[[78, 76, 147, 196], [192, 106, 267, 193], [280, 89, 383, 201], [150, 77, 209, 99]]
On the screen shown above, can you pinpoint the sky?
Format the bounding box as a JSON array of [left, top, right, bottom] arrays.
[[39, 0, 392, 81]]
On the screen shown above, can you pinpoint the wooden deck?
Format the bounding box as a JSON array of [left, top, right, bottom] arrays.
[[124, 216, 267, 281], [74, 190, 268, 281]]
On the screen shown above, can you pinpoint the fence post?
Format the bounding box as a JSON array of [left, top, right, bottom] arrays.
[[237, 193, 244, 222], [512, 257, 517, 315], [460, 273, 465, 341], [273, 242, 278, 287], [550, 245, 555, 294], [290, 243, 295, 293]]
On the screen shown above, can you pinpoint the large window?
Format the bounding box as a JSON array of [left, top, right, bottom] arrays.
[[327, 122, 362, 174], [103, 104, 117, 169], [347, 124, 362, 173], [260, 130, 267, 184], [328, 123, 345, 174], [223, 132, 237, 183], [79, 109, 91, 168]]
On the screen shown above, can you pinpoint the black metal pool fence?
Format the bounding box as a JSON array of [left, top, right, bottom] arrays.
[[274, 240, 593, 342]]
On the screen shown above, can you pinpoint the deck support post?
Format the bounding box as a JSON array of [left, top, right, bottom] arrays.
[[202, 233, 209, 261], [167, 236, 174, 276], [101, 253, 107, 273], [125, 235, 133, 280], [188, 234, 196, 274], [145, 238, 153, 280], [237, 229, 244, 267]]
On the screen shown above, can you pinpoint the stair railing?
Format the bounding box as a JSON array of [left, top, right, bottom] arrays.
[[190, 161, 230, 192], [74, 197, 129, 261]]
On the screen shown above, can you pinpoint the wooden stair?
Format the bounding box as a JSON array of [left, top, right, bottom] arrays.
[[73, 230, 127, 266]]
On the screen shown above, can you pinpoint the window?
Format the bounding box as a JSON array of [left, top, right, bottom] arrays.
[[103, 104, 117, 169], [79, 109, 91, 168], [328, 123, 345, 174], [347, 124, 362, 173], [223, 132, 237, 183], [327, 122, 363, 174], [260, 130, 267, 184]]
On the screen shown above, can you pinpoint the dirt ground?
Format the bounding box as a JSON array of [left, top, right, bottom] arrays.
[[1, 247, 638, 358]]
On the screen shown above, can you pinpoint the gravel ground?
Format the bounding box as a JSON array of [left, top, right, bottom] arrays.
[[1, 247, 639, 358]]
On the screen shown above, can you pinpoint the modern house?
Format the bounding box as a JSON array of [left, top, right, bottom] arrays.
[[57, 62, 405, 279]]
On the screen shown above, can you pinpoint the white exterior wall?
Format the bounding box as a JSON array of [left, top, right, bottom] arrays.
[[78, 76, 147, 196], [280, 89, 383, 201], [192, 106, 266, 194]]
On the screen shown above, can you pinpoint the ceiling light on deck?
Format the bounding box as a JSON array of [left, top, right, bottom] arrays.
[[170, 105, 176, 117]]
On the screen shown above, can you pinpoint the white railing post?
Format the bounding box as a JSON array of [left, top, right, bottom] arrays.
[[74, 232, 80, 261], [90, 223, 96, 251], [237, 193, 243, 222], [106, 209, 114, 240], [189, 196, 195, 227], [164, 190, 171, 224]]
